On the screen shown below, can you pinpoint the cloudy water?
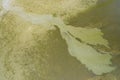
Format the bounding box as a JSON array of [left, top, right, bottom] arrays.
[[0, 0, 120, 80], [68, 0, 120, 54]]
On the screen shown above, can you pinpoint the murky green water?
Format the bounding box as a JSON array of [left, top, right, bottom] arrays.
[[0, 0, 120, 80], [68, 0, 120, 54]]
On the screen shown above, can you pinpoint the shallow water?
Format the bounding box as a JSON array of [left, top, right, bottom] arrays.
[[0, 0, 120, 80], [68, 0, 120, 55]]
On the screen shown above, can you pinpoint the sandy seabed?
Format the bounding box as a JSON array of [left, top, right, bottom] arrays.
[[0, 0, 120, 80]]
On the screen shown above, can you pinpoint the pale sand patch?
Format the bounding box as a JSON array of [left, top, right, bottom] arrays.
[[12, 0, 97, 19]]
